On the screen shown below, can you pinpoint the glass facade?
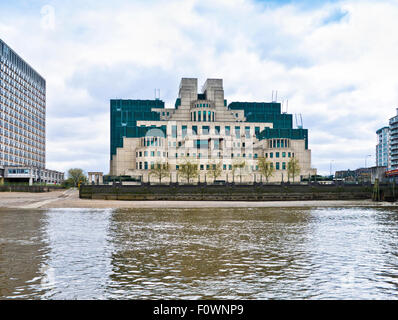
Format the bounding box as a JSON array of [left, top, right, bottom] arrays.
[[376, 126, 389, 168], [0, 39, 46, 168], [110, 99, 165, 157]]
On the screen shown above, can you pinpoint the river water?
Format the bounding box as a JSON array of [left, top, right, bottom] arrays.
[[0, 206, 398, 299]]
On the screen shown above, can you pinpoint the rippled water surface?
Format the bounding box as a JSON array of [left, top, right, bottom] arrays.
[[1, 206, 398, 299]]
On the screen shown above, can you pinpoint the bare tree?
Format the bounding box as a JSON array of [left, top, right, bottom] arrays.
[[149, 162, 170, 184], [178, 159, 199, 184], [232, 160, 246, 183], [207, 161, 223, 183], [288, 157, 301, 183], [256, 157, 274, 183]]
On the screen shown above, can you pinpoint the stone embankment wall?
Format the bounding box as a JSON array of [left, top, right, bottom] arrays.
[[0, 185, 64, 192], [80, 184, 373, 201]]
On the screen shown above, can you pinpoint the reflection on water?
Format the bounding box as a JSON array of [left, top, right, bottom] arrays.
[[1, 207, 398, 299]]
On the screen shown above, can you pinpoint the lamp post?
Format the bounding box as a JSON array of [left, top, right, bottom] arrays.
[[330, 160, 334, 176]]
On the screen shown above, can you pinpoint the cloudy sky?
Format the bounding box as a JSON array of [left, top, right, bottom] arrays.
[[1, 0, 398, 175]]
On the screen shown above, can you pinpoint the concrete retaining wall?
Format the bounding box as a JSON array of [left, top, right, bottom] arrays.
[[80, 184, 372, 201], [0, 185, 64, 192]]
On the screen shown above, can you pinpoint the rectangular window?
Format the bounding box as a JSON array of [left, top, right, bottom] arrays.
[[202, 126, 209, 134], [195, 139, 209, 149], [235, 126, 240, 139], [282, 162, 286, 170], [276, 152, 280, 158], [270, 152, 273, 158], [192, 126, 197, 135], [182, 125, 187, 138], [225, 126, 230, 136], [198, 111, 201, 121], [276, 162, 280, 170], [282, 152, 286, 157], [288, 152, 291, 157], [255, 127, 260, 135], [215, 126, 220, 135], [200, 164, 204, 170], [245, 126, 250, 138], [172, 125, 177, 138], [223, 164, 226, 170]]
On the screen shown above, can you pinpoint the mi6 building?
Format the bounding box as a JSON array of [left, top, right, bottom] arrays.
[[110, 78, 316, 183]]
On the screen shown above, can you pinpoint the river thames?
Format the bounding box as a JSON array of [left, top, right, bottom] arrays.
[[1, 206, 398, 299]]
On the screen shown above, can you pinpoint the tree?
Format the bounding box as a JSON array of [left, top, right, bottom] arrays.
[[149, 162, 170, 184], [232, 160, 246, 183], [178, 159, 199, 184], [67, 168, 87, 187], [256, 157, 274, 183], [207, 161, 223, 182], [287, 157, 301, 183]]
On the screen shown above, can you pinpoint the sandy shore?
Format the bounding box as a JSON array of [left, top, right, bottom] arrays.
[[0, 189, 397, 209]]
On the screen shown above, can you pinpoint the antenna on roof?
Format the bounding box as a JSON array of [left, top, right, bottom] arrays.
[[295, 113, 303, 129], [275, 90, 278, 102], [271, 90, 274, 101], [154, 88, 160, 100]]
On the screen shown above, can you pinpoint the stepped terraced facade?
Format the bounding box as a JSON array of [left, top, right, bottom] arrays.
[[110, 78, 316, 183]]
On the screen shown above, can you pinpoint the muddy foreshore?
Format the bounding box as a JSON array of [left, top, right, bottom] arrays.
[[0, 189, 397, 209]]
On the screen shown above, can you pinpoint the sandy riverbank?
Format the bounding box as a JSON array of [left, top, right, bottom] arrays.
[[0, 189, 397, 209]]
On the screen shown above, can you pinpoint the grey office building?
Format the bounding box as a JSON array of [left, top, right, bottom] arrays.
[[0, 39, 46, 168]]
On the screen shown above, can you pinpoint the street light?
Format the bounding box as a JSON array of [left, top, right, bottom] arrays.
[[330, 160, 334, 176], [365, 155, 372, 168]]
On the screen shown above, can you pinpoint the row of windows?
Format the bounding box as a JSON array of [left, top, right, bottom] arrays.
[[266, 152, 294, 158], [0, 114, 46, 139], [0, 147, 45, 161], [0, 68, 45, 114], [0, 98, 45, 126], [268, 139, 291, 149], [170, 125, 262, 138], [190, 110, 215, 122], [8, 168, 29, 174], [135, 161, 290, 171], [193, 102, 212, 108], [0, 154, 44, 167], [0, 41, 46, 90], [0, 129, 45, 153], [136, 151, 258, 159]]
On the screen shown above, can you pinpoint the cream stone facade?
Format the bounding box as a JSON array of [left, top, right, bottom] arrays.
[[110, 78, 316, 183]]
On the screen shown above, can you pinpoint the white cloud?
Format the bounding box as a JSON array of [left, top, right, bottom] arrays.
[[1, 0, 398, 174]]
